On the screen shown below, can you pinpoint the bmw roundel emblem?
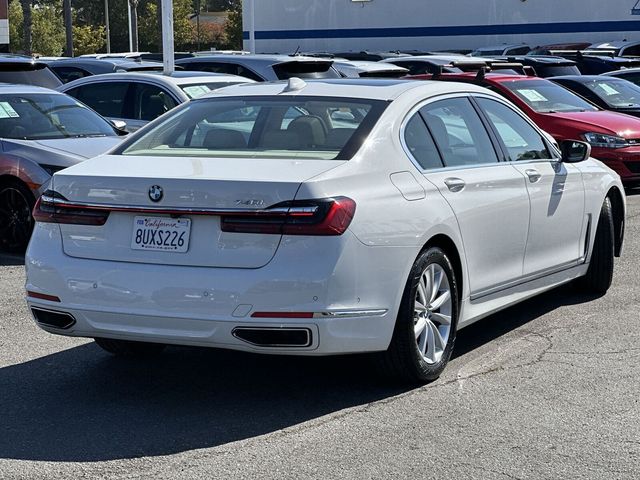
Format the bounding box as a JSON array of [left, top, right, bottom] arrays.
[[148, 185, 163, 203]]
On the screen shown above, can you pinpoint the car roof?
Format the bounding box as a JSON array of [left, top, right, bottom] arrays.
[[550, 75, 628, 82], [505, 55, 577, 65], [416, 72, 546, 84], [199, 78, 491, 101], [604, 68, 640, 76], [176, 54, 332, 64], [383, 55, 501, 64], [474, 44, 528, 51], [589, 40, 640, 50], [334, 60, 408, 72], [60, 71, 249, 88], [0, 83, 62, 94]]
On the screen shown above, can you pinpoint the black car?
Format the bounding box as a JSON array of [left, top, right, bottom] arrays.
[[550, 75, 640, 118], [562, 53, 640, 75], [499, 55, 581, 78], [0, 55, 61, 88], [43, 58, 165, 83]]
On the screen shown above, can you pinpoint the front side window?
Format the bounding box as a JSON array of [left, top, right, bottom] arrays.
[[476, 98, 552, 161], [419, 98, 499, 167], [502, 79, 598, 113], [0, 93, 117, 139], [119, 96, 387, 160]]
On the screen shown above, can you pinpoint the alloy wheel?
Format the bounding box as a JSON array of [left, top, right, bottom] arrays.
[[0, 185, 34, 251], [413, 263, 453, 364]]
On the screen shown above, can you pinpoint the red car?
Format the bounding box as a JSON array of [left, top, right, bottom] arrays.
[[409, 72, 640, 185]]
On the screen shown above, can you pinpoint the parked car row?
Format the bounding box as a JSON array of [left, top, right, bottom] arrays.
[[0, 43, 629, 383]]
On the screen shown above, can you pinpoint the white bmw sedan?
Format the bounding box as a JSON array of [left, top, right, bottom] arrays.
[[25, 78, 625, 383]]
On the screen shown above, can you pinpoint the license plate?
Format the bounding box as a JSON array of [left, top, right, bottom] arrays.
[[131, 216, 191, 253]]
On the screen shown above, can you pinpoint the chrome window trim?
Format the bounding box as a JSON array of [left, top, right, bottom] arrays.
[[471, 93, 561, 161], [400, 92, 505, 174]]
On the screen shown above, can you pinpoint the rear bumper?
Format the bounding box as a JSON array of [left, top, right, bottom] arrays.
[[25, 223, 416, 355]]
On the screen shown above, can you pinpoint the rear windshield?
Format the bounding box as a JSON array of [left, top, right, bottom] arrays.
[[535, 65, 581, 77], [0, 64, 62, 88], [502, 79, 598, 113], [272, 61, 341, 80], [119, 96, 387, 160], [0, 93, 118, 139], [180, 82, 244, 99]]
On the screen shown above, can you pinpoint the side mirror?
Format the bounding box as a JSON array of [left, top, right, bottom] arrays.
[[110, 120, 129, 135], [560, 139, 591, 163]]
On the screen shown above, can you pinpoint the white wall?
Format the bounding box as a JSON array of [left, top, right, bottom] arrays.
[[242, 0, 640, 53]]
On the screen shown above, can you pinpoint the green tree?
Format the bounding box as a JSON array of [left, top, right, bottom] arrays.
[[8, 0, 24, 53], [31, 4, 66, 56], [224, 0, 242, 50], [73, 24, 106, 55]]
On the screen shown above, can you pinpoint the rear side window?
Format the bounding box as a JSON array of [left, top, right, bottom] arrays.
[[119, 96, 388, 160], [67, 82, 130, 118], [403, 113, 443, 169], [419, 98, 499, 167], [52, 66, 91, 83], [476, 98, 552, 161]]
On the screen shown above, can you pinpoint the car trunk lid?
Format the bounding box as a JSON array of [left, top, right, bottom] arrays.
[[51, 155, 345, 268]]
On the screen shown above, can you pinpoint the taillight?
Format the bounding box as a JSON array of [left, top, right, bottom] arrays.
[[221, 197, 356, 236], [33, 190, 109, 226]]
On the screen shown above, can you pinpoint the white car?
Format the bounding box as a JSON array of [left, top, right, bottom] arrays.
[[25, 79, 625, 383]]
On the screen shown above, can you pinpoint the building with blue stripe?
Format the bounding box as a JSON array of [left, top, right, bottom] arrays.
[[242, 0, 640, 53]]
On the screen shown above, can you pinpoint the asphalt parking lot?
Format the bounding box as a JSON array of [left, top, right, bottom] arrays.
[[0, 192, 638, 480]]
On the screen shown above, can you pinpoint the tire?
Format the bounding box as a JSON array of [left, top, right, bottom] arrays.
[[94, 338, 167, 357], [378, 247, 459, 384], [0, 179, 36, 253], [579, 197, 615, 295]]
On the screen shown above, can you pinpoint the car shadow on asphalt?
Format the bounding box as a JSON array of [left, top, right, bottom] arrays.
[[0, 284, 598, 463]]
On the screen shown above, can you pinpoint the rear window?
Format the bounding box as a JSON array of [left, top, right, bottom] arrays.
[[272, 61, 340, 80], [118, 96, 387, 160], [502, 79, 598, 113], [535, 65, 581, 77], [0, 64, 62, 88]]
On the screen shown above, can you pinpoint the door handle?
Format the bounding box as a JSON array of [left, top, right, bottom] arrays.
[[525, 169, 542, 183], [444, 177, 465, 192]]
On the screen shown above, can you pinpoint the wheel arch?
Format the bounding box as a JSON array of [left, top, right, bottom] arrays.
[[606, 186, 625, 257], [423, 233, 464, 304]]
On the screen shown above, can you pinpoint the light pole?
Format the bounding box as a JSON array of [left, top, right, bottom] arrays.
[[161, 0, 174, 74], [248, 0, 255, 53], [63, 0, 73, 56], [105, 0, 110, 53], [128, 0, 139, 52]]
